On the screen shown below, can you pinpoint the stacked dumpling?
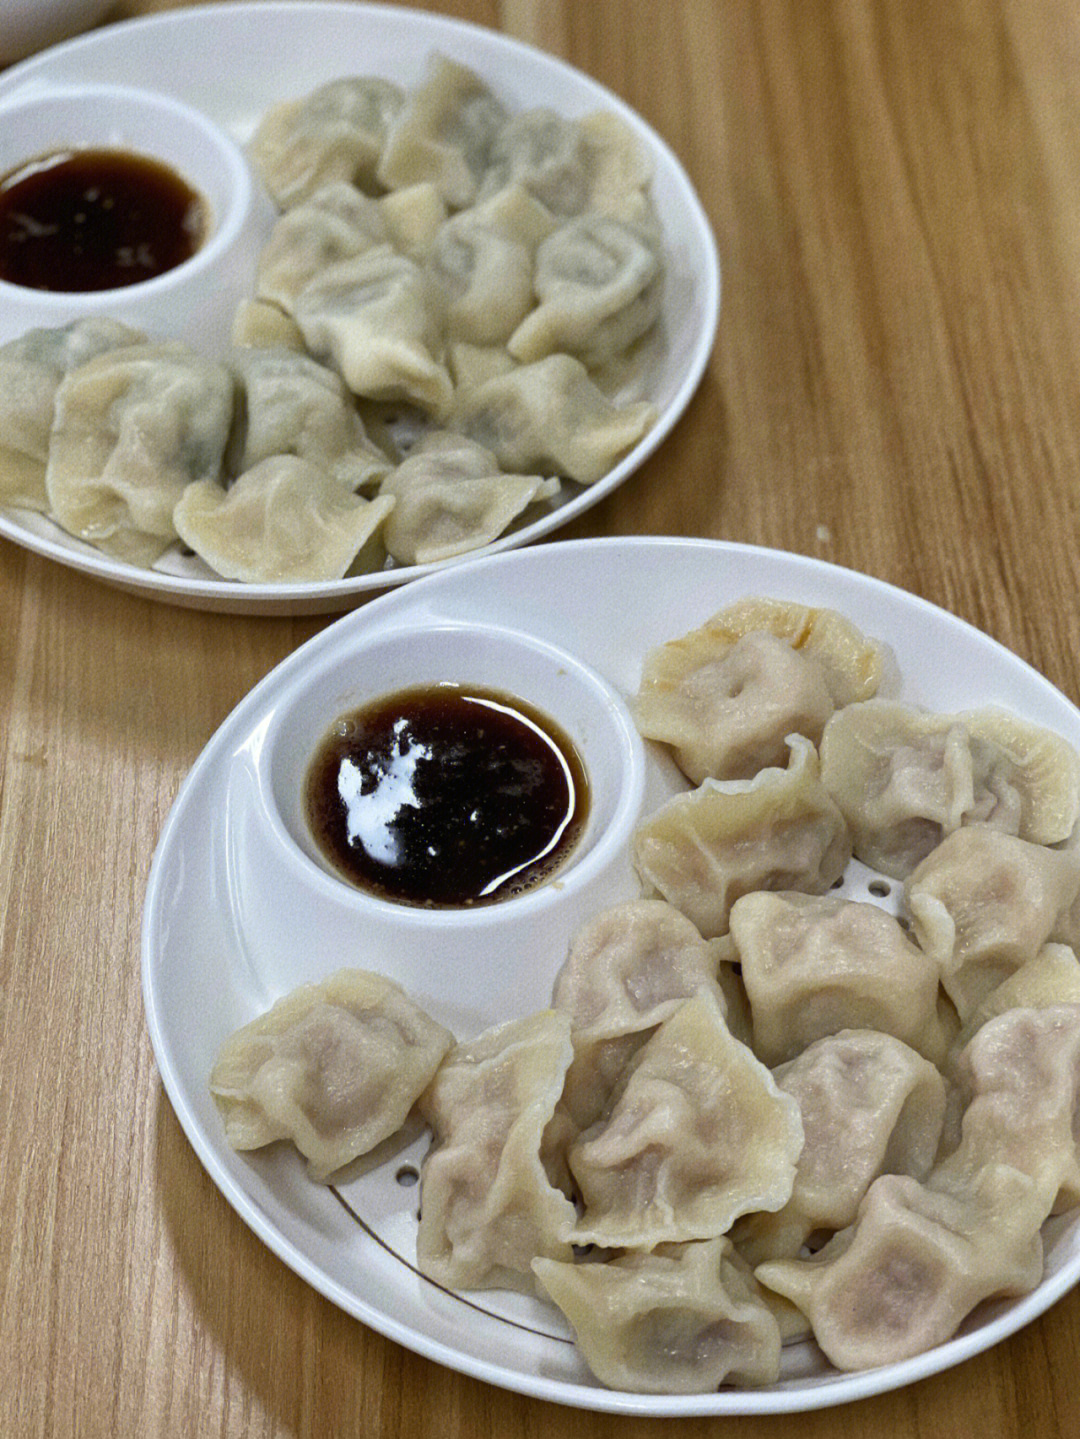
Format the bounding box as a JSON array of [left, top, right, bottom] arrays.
[[208, 595, 1080, 1393]]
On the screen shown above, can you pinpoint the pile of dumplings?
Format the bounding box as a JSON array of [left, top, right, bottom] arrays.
[[209, 596, 1080, 1394], [0, 55, 666, 583]]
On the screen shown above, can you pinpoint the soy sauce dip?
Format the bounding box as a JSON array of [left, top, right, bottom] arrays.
[[305, 683, 590, 908], [0, 147, 207, 292]]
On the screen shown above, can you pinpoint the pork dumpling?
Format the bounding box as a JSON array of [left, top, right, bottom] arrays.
[[255, 183, 389, 310], [733, 1031, 946, 1264], [820, 700, 1080, 878], [549, 898, 728, 1136], [729, 891, 950, 1065], [533, 1238, 782, 1393], [552, 898, 727, 1039], [426, 185, 556, 346], [456, 353, 656, 485], [632, 735, 852, 938], [635, 597, 887, 784], [379, 430, 558, 565], [208, 968, 453, 1181], [0, 318, 144, 510], [46, 341, 234, 566], [755, 1161, 1047, 1371], [904, 827, 1080, 1020], [953, 943, 1080, 1054], [568, 990, 804, 1249], [376, 54, 507, 208], [417, 1009, 577, 1292], [507, 214, 661, 369], [944, 1004, 1080, 1212], [293, 245, 454, 417], [247, 74, 406, 209], [174, 456, 394, 583]]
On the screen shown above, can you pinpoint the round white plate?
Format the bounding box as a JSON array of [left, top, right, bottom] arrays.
[[0, 3, 720, 614], [142, 537, 1080, 1415]]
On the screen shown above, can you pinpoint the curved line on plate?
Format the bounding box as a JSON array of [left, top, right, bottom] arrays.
[[327, 1185, 573, 1345]]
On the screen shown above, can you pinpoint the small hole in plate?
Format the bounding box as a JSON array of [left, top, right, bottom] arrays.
[[868, 880, 891, 898], [395, 1164, 420, 1188]]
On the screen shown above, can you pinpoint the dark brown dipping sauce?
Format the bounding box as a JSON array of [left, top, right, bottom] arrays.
[[0, 147, 206, 292], [305, 684, 590, 908]]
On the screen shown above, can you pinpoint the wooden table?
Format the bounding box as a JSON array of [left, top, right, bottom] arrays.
[[4, 1, 1080, 1433]]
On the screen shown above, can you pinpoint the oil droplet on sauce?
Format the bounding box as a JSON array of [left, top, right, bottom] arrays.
[[305, 684, 590, 907], [0, 147, 206, 292]]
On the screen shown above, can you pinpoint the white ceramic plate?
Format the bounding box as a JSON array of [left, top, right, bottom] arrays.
[[142, 537, 1080, 1415], [0, 3, 720, 614]]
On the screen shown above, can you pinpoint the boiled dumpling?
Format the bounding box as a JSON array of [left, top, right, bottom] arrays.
[[456, 353, 656, 485], [208, 968, 453, 1180], [820, 700, 1080, 878], [173, 455, 394, 583], [728, 891, 951, 1065], [379, 430, 558, 565], [634, 597, 887, 784], [417, 1009, 578, 1292], [0, 318, 144, 510], [755, 1161, 1047, 1371], [293, 245, 454, 417], [426, 184, 556, 346], [46, 341, 234, 566], [943, 1004, 1080, 1212], [247, 75, 406, 209], [733, 1030, 946, 1264], [567, 990, 804, 1249], [533, 1238, 782, 1393], [546, 898, 728, 1167], [507, 213, 661, 369], [904, 827, 1080, 1020], [227, 346, 391, 493], [376, 54, 507, 208], [256, 182, 389, 310], [632, 735, 852, 938], [479, 107, 653, 224]]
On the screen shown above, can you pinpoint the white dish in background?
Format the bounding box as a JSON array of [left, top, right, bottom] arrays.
[[0, 4, 721, 614], [142, 537, 1080, 1416]]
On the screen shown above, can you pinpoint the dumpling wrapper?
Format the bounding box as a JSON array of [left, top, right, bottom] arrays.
[[534, 1238, 782, 1393], [174, 456, 394, 583], [379, 430, 558, 564], [456, 353, 656, 486], [417, 1009, 577, 1292], [46, 340, 234, 567], [209, 968, 454, 1181], [634, 596, 887, 784], [568, 990, 804, 1249], [632, 734, 852, 939], [0, 317, 145, 510]]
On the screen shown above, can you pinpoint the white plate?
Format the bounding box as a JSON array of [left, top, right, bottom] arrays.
[[0, 3, 720, 614], [142, 537, 1080, 1415]]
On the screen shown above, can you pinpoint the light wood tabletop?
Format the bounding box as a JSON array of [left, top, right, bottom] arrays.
[[4, 0, 1080, 1434]]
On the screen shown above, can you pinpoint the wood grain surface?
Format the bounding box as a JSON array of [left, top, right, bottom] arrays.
[[3, 1, 1080, 1434]]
